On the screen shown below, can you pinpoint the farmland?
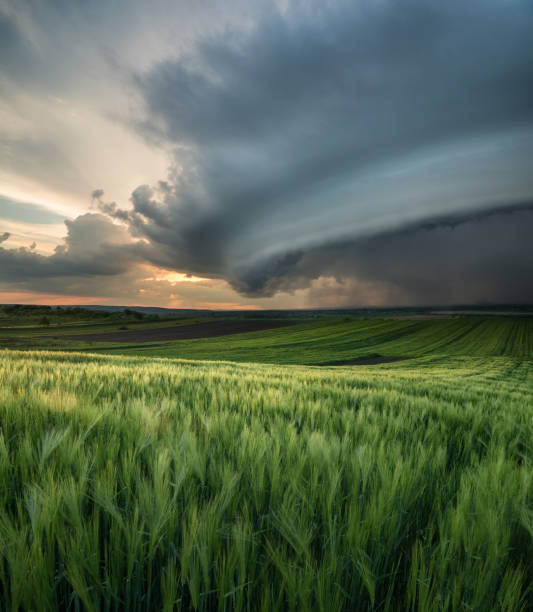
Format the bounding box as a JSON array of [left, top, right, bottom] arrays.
[[96, 316, 533, 364], [0, 312, 532, 609], [0, 316, 533, 365]]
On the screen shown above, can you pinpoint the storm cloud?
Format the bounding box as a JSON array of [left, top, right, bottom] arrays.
[[233, 203, 533, 305], [0, 214, 140, 281], [121, 0, 533, 301], [2, 0, 533, 306]]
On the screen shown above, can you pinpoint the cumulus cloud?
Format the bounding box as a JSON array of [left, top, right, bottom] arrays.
[[0, 214, 140, 282]]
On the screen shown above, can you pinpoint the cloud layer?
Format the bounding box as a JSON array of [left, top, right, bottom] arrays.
[[1, 0, 533, 306]]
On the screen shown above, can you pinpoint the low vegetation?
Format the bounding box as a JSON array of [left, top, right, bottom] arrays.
[[0, 304, 160, 327], [0, 339, 532, 609]]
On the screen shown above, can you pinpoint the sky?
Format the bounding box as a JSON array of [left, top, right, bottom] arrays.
[[1, 0, 532, 309]]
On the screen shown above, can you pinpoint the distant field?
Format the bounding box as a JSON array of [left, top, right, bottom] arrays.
[[2, 315, 532, 364], [62, 319, 299, 343], [0, 313, 532, 609], [90, 316, 533, 364]]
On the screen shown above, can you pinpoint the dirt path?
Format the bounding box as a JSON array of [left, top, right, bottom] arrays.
[[63, 320, 299, 343]]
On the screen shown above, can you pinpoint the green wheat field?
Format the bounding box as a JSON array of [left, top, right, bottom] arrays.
[[0, 313, 532, 610]]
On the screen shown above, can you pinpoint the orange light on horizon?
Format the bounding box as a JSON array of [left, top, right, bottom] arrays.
[[0, 291, 265, 311], [192, 302, 263, 311], [0, 291, 111, 306], [145, 270, 209, 284]]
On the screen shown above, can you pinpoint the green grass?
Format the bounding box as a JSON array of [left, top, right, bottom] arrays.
[[3, 312, 532, 365], [93, 317, 533, 364], [0, 326, 532, 610]]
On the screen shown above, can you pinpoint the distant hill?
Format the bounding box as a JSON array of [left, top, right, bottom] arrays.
[[0, 304, 161, 325], [48, 304, 533, 319], [2, 303, 532, 323]]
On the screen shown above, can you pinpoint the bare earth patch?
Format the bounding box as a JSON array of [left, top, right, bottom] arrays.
[[329, 356, 409, 366], [63, 320, 299, 343]]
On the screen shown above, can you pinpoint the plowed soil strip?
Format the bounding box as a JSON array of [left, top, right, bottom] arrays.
[[330, 356, 409, 366], [63, 320, 299, 343]]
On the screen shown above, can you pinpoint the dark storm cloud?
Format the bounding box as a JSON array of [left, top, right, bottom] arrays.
[[123, 0, 533, 301], [2, 0, 533, 305], [232, 202, 533, 305], [140, 0, 533, 149]]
